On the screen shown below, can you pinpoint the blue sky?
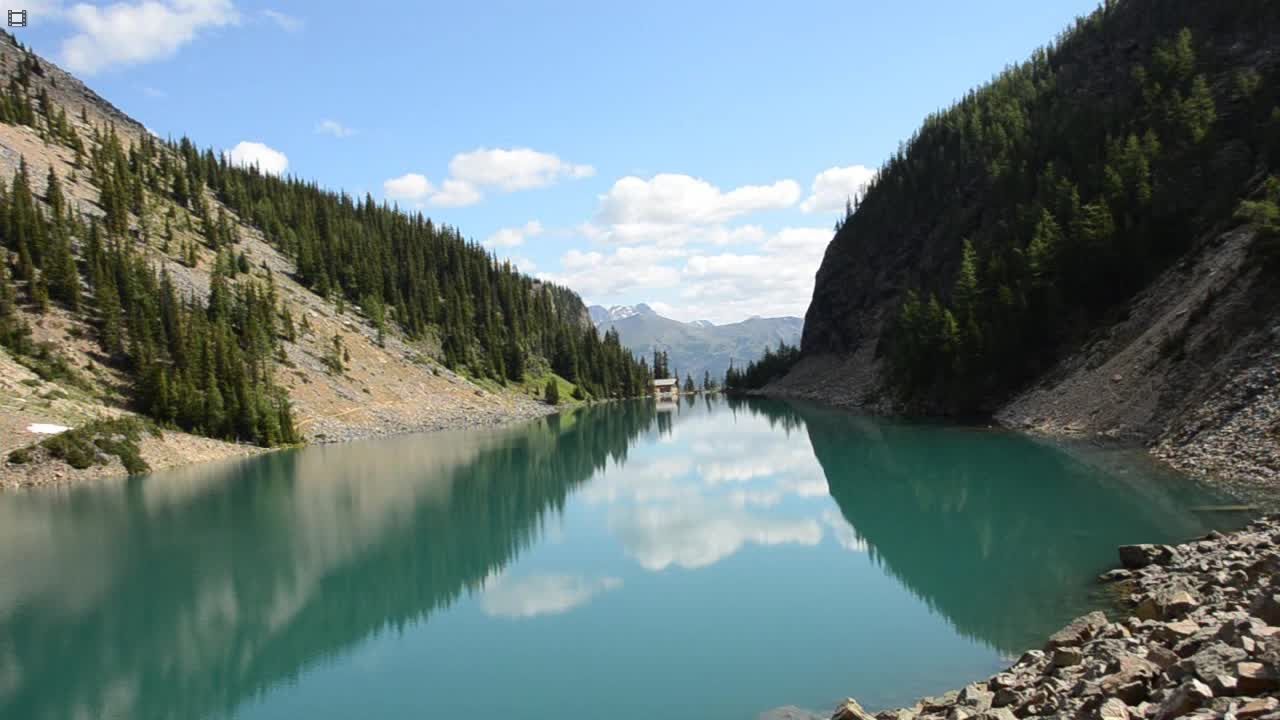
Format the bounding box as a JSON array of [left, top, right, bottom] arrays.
[[16, 0, 1099, 323]]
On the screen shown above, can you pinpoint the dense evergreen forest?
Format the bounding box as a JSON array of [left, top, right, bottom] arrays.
[[0, 36, 648, 450], [805, 0, 1280, 412], [723, 341, 801, 391], [173, 140, 650, 398]]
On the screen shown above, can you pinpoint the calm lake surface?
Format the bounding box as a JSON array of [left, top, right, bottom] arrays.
[[0, 397, 1247, 720]]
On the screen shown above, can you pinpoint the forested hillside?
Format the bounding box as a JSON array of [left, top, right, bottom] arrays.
[[176, 144, 647, 395], [0, 31, 647, 474], [792, 0, 1279, 415]]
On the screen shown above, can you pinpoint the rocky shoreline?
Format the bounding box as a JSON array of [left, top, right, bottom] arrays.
[[829, 516, 1280, 720], [1, 400, 561, 490], [301, 393, 558, 446]]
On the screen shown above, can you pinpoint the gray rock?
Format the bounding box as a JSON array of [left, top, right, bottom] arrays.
[[1209, 672, 1238, 695], [1119, 544, 1178, 569], [833, 698, 877, 720], [1136, 586, 1200, 621], [1119, 544, 1160, 569], [1146, 644, 1180, 670], [1236, 661, 1280, 693], [1251, 593, 1280, 626], [957, 685, 994, 712], [1235, 696, 1280, 718], [1173, 640, 1248, 685], [988, 674, 1018, 692], [1016, 649, 1047, 668], [1154, 679, 1213, 720], [1099, 568, 1134, 583], [1096, 698, 1130, 720], [1047, 612, 1110, 649], [926, 690, 961, 708], [1098, 654, 1158, 698], [874, 711, 917, 720], [991, 688, 1022, 709], [1053, 647, 1085, 667]]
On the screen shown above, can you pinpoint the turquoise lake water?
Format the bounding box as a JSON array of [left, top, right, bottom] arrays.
[[0, 396, 1245, 720]]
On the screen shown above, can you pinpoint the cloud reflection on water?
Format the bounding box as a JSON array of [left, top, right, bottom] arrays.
[[480, 574, 624, 619], [592, 402, 858, 572]]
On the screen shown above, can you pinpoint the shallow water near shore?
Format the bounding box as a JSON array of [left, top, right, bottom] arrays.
[[0, 396, 1250, 720]]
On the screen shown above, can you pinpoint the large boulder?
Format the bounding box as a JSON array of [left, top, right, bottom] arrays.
[[1152, 618, 1201, 644], [1251, 593, 1280, 626], [1135, 585, 1200, 621], [832, 698, 877, 720], [956, 684, 993, 712], [1235, 697, 1280, 718], [1046, 611, 1110, 650], [1099, 652, 1159, 693], [1236, 661, 1280, 693], [1171, 643, 1248, 685], [1053, 647, 1085, 667], [1153, 679, 1213, 720], [1097, 698, 1131, 720], [1118, 544, 1179, 569]]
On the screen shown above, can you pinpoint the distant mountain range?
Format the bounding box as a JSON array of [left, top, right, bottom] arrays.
[[589, 304, 802, 384]]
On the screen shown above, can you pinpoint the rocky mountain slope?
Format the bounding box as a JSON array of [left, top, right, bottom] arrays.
[[0, 32, 599, 487], [770, 0, 1280, 496], [590, 303, 801, 383]]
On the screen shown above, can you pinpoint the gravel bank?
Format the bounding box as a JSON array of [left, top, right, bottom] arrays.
[[1153, 354, 1280, 507], [303, 397, 559, 445], [827, 515, 1280, 720]]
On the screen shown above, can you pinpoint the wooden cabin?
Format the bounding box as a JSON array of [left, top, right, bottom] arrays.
[[653, 378, 678, 399]]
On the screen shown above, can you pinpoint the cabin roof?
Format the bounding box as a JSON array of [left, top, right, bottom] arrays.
[[653, 378, 678, 387]]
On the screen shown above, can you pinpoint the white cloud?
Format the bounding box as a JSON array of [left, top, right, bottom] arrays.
[[726, 489, 783, 508], [663, 225, 832, 322], [484, 220, 543, 249], [383, 172, 433, 202], [581, 457, 698, 505], [61, 0, 239, 75], [800, 165, 875, 214], [761, 226, 833, 253], [381, 174, 480, 208], [262, 8, 302, 32], [19, 1, 63, 22], [480, 574, 622, 619], [546, 223, 831, 324], [822, 509, 868, 552], [613, 502, 822, 571], [577, 221, 768, 249], [380, 147, 589, 208], [597, 174, 801, 227], [539, 245, 685, 298], [450, 148, 595, 191], [429, 179, 482, 207], [315, 119, 355, 138], [699, 449, 814, 487], [223, 141, 288, 175]]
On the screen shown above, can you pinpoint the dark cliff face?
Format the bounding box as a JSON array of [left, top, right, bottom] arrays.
[[798, 0, 1280, 404]]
